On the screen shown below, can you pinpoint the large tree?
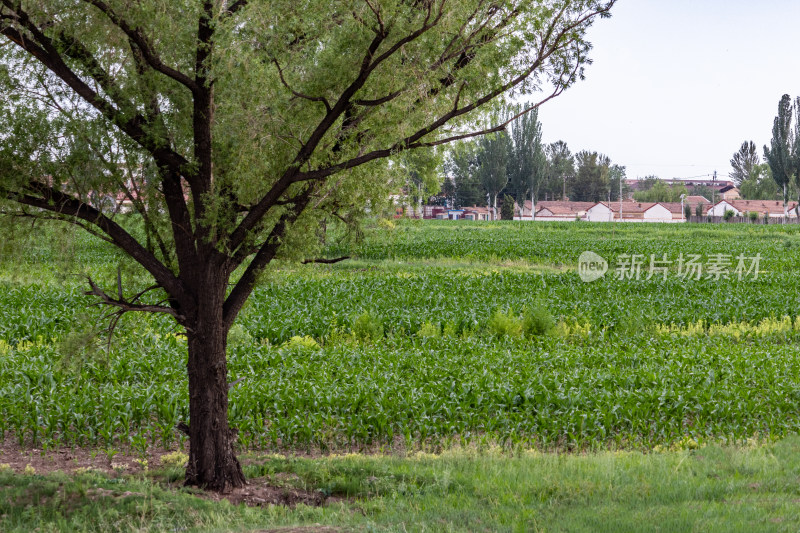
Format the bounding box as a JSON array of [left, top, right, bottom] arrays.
[[397, 147, 442, 216], [730, 140, 760, 186], [569, 150, 610, 202], [508, 106, 547, 214], [738, 163, 779, 200], [477, 129, 512, 219], [764, 95, 797, 216], [543, 140, 574, 200], [0, 0, 615, 490], [633, 179, 687, 203], [446, 141, 482, 208]]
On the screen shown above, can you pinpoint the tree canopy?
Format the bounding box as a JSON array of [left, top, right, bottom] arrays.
[[730, 141, 760, 187]]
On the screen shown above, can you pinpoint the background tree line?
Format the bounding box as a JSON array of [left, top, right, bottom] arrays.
[[434, 106, 627, 217], [726, 94, 800, 211]]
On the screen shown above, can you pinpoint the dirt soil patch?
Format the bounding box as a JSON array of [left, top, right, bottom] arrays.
[[203, 477, 340, 509], [1, 439, 347, 510], [0, 438, 182, 475], [254, 526, 344, 533]]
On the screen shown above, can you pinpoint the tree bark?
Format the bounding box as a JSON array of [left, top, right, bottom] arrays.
[[184, 273, 245, 491]]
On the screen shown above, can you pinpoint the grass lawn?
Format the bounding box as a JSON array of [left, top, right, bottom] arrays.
[[2, 437, 800, 532]]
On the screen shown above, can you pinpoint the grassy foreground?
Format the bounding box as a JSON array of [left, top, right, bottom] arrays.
[[3, 438, 800, 532]]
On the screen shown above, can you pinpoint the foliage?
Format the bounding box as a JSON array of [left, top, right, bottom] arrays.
[[606, 164, 628, 202], [445, 142, 482, 209], [543, 140, 575, 200], [486, 309, 524, 338], [694, 202, 704, 217], [569, 151, 611, 202], [160, 451, 189, 468], [508, 106, 547, 206], [633, 180, 688, 203], [416, 321, 441, 338], [283, 335, 320, 350], [738, 163, 779, 200], [500, 194, 515, 220], [352, 312, 384, 342], [730, 141, 760, 186], [688, 184, 715, 201], [764, 94, 798, 209], [4, 222, 800, 453], [477, 131, 512, 216], [5, 440, 800, 532], [227, 324, 254, 349], [395, 148, 443, 213], [522, 305, 555, 337]]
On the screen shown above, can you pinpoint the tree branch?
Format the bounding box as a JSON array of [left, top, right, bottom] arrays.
[[0, 3, 192, 179], [225, 0, 248, 16], [227, 5, 446, 250], [272, 58, 332, 113], [223, 186, 315, 328], [302, 256, 350, 265], [5, 180, 186, 304], [79, 0, 199, 93], [86, 276, 184, 319]]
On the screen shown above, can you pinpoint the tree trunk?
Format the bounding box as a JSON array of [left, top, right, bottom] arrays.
[[184, 275, 245, 492]]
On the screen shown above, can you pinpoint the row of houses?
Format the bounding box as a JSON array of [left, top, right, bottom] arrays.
[[533, 198, 800, 222], [422, 198, 800, 222], [528, 198, 707, 223]]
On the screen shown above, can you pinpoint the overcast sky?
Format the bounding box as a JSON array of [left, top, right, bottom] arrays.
[[536, 0, 800, 182]]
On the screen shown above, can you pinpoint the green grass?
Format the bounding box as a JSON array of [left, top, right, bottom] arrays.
[[3, 438, 800, 532]]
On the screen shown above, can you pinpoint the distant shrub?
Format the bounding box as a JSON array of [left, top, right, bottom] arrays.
[[283, 335, 320, 350], [353, 312, 384, 341], [748, 211, 759, 222], [695, 203, 704, 217], [228, 324, 253, 348], [723, 209, 735, 221], [683, 204, 692, 220], [417, 321, 441, 338], [487, 309, 523, 337], [522, 305, 555, 337], [552, 320, 591, 339], [160, 451, 189, 468]]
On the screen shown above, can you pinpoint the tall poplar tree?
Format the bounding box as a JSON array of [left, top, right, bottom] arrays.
[[764, 95, 797, 216], [508, 106, 547, 215], [477, 130, 512, 219]]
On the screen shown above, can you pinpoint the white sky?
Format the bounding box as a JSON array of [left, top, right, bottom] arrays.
[[536, 0, 800, 181]]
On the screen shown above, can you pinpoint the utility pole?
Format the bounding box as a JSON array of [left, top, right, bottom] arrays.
[[711, 170, 717, 220]]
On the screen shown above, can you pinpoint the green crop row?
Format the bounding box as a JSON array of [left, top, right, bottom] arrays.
[[0, 220, 799, 453], [2, 330, 800, 452]]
